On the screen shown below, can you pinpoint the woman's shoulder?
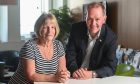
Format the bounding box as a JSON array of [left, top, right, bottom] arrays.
[[53, 40, 64, 48], [24, 38, 37, 46], [53, 39, 62, 45]]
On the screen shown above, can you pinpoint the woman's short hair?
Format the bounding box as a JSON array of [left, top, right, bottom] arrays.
[[34, 12, 60, 39]]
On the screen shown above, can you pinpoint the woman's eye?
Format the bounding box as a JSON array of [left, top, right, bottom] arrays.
[[51, 27, 55, 29]]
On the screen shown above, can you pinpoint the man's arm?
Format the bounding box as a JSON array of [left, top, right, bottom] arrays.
[[65, 25, 78, 75], [95, 34, 118, 77]]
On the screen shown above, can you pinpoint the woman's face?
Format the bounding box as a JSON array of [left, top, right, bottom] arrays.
[[41, 19, 56, 41]]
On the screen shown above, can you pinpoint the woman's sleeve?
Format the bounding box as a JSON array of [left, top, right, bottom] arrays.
[[57, 41, 65, 57], [20, 40, 35, 60]]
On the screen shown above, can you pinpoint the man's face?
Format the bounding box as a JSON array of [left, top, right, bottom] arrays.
[[86, 7, 106, 37]]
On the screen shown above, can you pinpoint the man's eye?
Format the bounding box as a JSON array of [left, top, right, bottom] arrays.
[[87, 18, 92, 21], [96, 18, 99, 21]]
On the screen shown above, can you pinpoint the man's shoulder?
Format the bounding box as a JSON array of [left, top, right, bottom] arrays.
[[103, 24, 117, 40], [106, 25, 117, 37]]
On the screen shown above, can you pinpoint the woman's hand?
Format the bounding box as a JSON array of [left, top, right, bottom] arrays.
[[56, 70, 70, 83]]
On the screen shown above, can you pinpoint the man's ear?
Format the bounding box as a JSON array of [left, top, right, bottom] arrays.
[[103, 16, 107, 23]]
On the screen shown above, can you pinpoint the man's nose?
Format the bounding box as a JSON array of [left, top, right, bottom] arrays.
[[91, 19, 96, 26]]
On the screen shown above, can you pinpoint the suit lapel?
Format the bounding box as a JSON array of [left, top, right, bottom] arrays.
[[89, 24, 106, 69], [81, 23, 88, 63], [81, 36, 88, 62]]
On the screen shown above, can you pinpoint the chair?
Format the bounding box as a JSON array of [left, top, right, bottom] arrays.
[[0, 50, 19, 83], [115, 64, 135, 76], [0, 50, 19, 71]]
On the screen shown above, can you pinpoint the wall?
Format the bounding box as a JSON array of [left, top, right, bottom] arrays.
[[107, 0, 140, 50], [0, 41, 24, 51], [0, 0, 24, 51], [67, 0, 84, 9], [68, 0, 103, 9], [8, 3, 20, 42]]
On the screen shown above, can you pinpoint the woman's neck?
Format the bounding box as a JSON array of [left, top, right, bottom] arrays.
[[37, 39, 53, 47], [43, 41, 53, 47]]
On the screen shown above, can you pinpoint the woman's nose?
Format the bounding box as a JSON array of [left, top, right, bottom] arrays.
[[47, 27, 51, 33]]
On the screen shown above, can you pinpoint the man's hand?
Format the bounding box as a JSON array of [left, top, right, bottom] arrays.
[[56, 70, 70, 83], [72, 68, 92, 79]]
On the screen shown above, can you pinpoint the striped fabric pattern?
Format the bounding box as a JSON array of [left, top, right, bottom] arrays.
[[8, 39, 65, 84]]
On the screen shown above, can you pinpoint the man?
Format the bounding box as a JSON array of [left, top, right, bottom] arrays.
[[66, 2, 117, 79]]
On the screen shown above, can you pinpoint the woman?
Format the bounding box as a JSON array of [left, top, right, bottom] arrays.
[[9, 13, 70, 84]]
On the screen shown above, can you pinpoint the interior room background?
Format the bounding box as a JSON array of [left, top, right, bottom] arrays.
[[0, 0, 140, 51]]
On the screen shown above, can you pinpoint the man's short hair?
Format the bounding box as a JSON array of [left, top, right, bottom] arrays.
[[87, 2, 106, 16]]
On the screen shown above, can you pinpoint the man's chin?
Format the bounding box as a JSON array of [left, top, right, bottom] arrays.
[[90, 30, 99, 34]]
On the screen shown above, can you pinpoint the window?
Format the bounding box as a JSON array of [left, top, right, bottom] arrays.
[[0, 6, 8, 42], [20, 0, 63, 39], [20, 0, 42, 39]]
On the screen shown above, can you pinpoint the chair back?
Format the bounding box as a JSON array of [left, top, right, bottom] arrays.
[[0, 61, 5, 80], [115, 64, 135, 76], [0, 50, 19, 71]]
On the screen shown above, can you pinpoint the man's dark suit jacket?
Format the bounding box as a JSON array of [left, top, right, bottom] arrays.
[[66, 21, 118, 78]]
